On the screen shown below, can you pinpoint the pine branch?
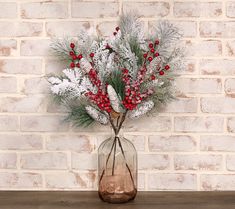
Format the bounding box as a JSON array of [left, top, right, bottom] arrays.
[[106, 70, 125, 100], [66, 103, 94, 128]]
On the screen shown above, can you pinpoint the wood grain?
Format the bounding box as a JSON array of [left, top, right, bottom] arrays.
[[0, 191, 235, 209]]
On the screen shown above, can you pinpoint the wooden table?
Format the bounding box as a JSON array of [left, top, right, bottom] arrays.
[[0, 191, 235, 209]]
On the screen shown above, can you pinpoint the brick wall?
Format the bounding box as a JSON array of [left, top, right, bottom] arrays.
[[0, 0, 235, 191]]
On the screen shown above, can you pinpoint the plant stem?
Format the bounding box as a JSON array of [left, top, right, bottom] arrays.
[[117, 137, 135, 187], [112, 137, 117, 176], [105, 138, 115, 168]]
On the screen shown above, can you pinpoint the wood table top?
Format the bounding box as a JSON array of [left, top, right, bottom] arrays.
[[0, 191, 235, 209]]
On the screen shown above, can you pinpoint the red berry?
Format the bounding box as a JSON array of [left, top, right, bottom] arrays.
[[159, 71, 164, 76], [90, 52, 94, 58], [78, 54, 83, 59], [76, 63, 80, 68], [70, 43, 75, 49], [150, 48, 155, 53], [115, 26, 120, 31], [143, 53, 148, 58], [151, 75, 156, 80], [72, 55, 77, 60], [70, 62, 75, 68], [149, 43, 154, 48], [122, 68, 129, 74], [165, 65, 170, 70], [154, 52, 159, 57], [106, 44, 111, 49], [148, 57, 153, 62], [113, 32, 117, 36], [69, 51, 74, 56], [155, 40, 159, 45]]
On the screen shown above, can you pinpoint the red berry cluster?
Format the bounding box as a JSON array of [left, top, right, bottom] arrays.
[[85, 69, 112, 113], [69, 43, 83, 69], [113, 26, 120, 36], [69, 42, 95, 69], [122, 68, 153, 110], [150, 64, 171, 79], [143, 40, 160, 61]]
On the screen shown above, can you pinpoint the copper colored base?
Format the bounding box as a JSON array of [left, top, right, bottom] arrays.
[[98, 189, 137, 204]]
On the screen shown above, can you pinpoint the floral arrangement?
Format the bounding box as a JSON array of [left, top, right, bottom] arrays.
[[48, 13, 183, 134]]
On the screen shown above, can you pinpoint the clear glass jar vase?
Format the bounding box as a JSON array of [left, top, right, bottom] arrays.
[[98, 130, 137, 203]]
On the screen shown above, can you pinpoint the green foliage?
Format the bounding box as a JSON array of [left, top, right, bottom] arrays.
[[129, 37, 144, 66], [106, 70, 125, 100], [48, 12, 183, 127], [66, 102, 94, 128], [50, 37, 75, 61]]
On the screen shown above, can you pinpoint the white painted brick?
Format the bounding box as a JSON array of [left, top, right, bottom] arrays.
[[0, 3, 17, 18], [21, 152, 67, 170], [71, 1, 118, 18], [123, 135, 145, 151], [0, 59, 42, 74], [148, 173, 197, 190], [226, 155, 235, 171], [21, 39, 51, 56], [45, 172, 96, 189], [0, 172, 42, 189], [72, 153, 97, 170], [180, 59, 197, 74], [176, 78, 222, 94], [0, 96, 45, 113], [186, 40, 222, 56], [21, 2, 68, 19], [125, 116, 171, 132], [138, 154, 169, 170], [0, 134, 42, 150], [23, 77, 49, 94], [162, 98, 197, 113], [0, 40, 17, 56], [149, 135, 196, 152], [46, 21, 91, 37], [0, 77, 17, 93], [0, 116, 18, 132], [200, 59, 235, 75], [71, 122, 107, 133], [175, 116, 223, 133], [200, 21, 235, 38], [20, 115, 69, 132], [0, 153, 16, 169], [174, 2, 222, 18], [174, 155, 222, 171], [226, 40, 235, 56], [171, 21, 197, 38], [123, 2, 170, 17], [201, 135, 235, 152], [225, 79, 235, 94], [45, 59, 67, 74], [47, 135, 93, 152], [46, 101, 67, 113], [201, 97, 235, 113], [227, 117, 235, 133], [227, 2, 235, 18], [138, 173, 145, 190], [0, 22, 42, 37], [96, 21, 117, 37], [201, 175, 235, 191]]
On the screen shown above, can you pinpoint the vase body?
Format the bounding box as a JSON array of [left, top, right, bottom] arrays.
[[98, 131, 137, 203]]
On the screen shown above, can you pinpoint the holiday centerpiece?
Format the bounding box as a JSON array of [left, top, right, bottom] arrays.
[[48, 13, 183, 203]]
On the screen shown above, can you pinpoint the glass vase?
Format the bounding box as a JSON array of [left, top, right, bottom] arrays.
[[98, 129, 137, 203]]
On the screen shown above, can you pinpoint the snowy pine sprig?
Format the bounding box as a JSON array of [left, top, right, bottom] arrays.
[[48, 12, 183, 128]]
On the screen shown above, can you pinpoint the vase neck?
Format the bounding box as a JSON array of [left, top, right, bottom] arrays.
[[110, 126, 124, 138]]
